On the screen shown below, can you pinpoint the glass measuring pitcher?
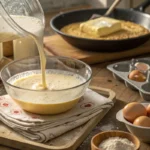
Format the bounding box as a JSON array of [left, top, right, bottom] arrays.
[[0, 0, 45, 61]]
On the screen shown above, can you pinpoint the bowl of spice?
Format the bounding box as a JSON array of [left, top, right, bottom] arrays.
[[91, 130, 140, 150]]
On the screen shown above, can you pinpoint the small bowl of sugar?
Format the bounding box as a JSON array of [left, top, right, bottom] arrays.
[[91, 130, 140, 150]]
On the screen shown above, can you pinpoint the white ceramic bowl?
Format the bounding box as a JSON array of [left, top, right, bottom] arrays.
[[116, 103, 150, 143]]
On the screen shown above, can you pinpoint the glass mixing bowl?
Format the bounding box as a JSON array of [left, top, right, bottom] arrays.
[[1, 56, 92, 115]]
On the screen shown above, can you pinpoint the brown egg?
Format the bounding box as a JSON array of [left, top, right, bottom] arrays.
[[128, 70, 146, 82], [147, 104, 150, 117], [133, 116, 150, 127], [123, 102, 147, 123], [135, 62, 149, 72]]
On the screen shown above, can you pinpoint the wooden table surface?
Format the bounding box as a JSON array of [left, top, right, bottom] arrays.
[[1, 5, 150, 150], [0, 60, 149, 150]]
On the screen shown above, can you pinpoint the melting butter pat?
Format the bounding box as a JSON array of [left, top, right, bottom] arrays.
[[80, 17, 122, 37]]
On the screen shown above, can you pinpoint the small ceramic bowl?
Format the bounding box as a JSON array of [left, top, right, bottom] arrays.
[[91, 130, 140, 150], [116, 103, 150, 142]]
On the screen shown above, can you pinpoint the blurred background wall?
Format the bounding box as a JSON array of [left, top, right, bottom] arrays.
[[39, 0, 150, 13]]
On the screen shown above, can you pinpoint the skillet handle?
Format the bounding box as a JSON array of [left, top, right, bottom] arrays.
[[134, 0, 150, 12]]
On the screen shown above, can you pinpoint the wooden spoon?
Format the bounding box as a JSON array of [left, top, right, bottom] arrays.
[[90, 0, 122, 20]]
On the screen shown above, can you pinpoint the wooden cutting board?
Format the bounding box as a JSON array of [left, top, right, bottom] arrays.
[[44, 35, 150, 64], [0, 86, 115, 150]]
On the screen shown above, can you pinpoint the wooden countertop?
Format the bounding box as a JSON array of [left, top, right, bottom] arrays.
[[0, 60, 150, 150], [1, 5, 150, 150]]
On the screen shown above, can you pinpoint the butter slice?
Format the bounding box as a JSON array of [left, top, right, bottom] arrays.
[[80, 17, 121, 37]]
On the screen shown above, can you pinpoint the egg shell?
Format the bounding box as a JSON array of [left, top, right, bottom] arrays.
[[135, 62, 149, 72], [123, 102, 147, 123], [147, 104, 150, 117], [133, 116, 150, 127], [128, 70, 146, 82]]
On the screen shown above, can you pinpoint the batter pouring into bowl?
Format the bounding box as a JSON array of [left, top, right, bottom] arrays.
[[0, 0, 92, 115]]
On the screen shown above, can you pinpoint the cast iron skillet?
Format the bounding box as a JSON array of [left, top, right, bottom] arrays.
[[50, 0, 150, 52]]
